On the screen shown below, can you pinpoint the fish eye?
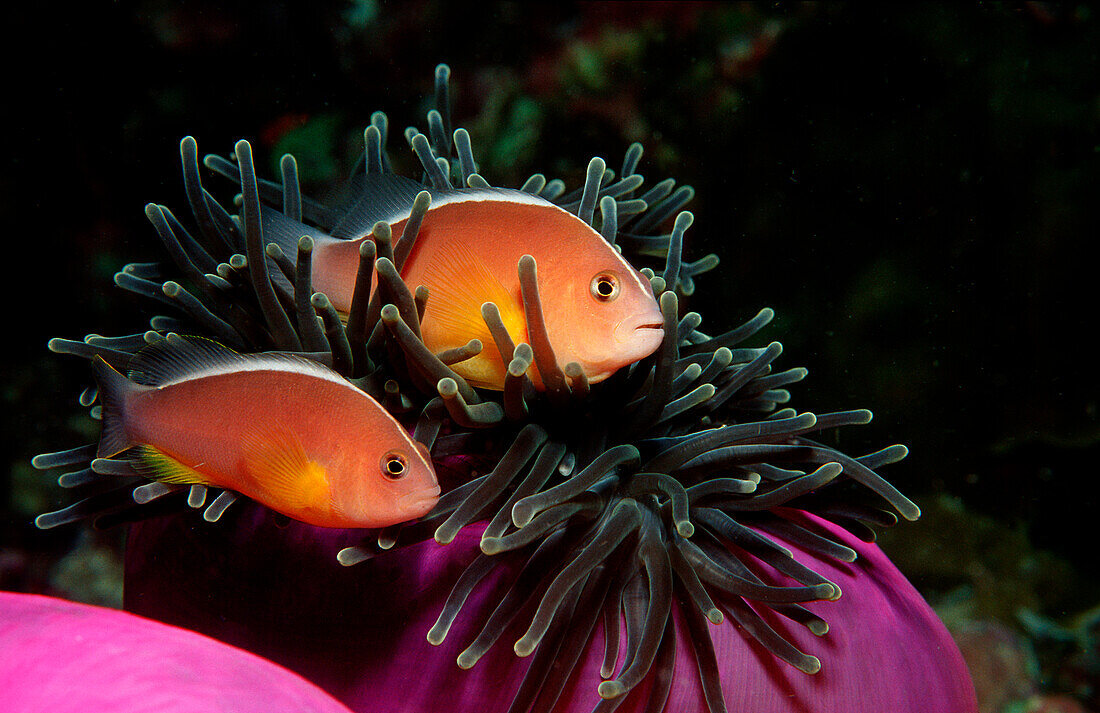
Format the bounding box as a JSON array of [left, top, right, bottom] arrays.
[[380, 451, 408, 480], [590, 273, 620, 302]]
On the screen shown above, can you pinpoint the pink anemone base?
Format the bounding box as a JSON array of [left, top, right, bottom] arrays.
[[123, 503, 978, 713]]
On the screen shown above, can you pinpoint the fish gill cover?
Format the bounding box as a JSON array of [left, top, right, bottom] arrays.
[[31, 64, 960, 711]]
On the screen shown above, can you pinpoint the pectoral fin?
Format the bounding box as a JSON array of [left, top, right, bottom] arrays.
[[240, 427, 331, 512], [419, 242, 527, 388]]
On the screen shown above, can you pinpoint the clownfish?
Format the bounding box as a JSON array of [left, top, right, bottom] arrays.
[[92, 335, 440, 529], [261, 176, 665, 390]]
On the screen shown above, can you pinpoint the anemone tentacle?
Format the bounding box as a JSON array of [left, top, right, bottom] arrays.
[[33, 63, 921, 713]]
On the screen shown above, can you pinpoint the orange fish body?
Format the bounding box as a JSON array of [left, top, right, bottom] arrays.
[[308, 188, 664, 389], [93, 338, 439, 528]]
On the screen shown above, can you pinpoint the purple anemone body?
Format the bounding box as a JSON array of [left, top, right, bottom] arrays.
[[0, 590, 354, 713], [124, 502, 977, 713]]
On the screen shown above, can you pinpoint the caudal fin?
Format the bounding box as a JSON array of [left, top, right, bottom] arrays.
[[91, 355, 139, 458]]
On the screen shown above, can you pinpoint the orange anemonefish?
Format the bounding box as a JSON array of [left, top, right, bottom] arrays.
[[92, 335, 440, 528], [261, 176, 665, 390]]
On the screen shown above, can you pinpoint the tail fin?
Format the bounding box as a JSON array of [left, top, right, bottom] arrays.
[[91, 356, 140, 458]]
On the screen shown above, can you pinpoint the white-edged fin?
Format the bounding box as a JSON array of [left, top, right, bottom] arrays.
[[331, 173, 429, 239], [126, 334, 348, 390], [127, 335, 247, 386], [91, 355, 152, 458]]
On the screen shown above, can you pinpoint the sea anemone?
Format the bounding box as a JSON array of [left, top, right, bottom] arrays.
[[33, 64, 977, 712], [0, 590, 353, 713]]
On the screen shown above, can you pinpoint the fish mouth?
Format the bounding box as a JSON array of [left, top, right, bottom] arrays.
[[615, 313, 665, 353], [399, 485, 442, 515]]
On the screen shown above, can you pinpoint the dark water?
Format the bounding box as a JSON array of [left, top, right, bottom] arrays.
[[4, 3, 1098, 710]]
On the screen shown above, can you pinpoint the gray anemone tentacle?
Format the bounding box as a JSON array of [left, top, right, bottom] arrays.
[[36, 63, 916, 713]]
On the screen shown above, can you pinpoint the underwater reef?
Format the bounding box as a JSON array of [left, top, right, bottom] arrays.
[[23, 62, 979, 712]]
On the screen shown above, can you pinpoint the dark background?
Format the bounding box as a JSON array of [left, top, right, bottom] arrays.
[[4, 0, 1098, 682]]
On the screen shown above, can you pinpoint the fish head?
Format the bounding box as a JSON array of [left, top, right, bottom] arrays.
[[336, 436, 440, 527], [544, 252, 664, 383]]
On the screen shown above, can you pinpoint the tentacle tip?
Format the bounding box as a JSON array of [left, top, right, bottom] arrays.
[[800, 656, 822, 675], [507, 359, 529, 378], [433, 526, 457, 545], [513, 639, 535, 658], [479, 537, 502, 555], [706, 609, 724, 625], [676, 521, 695, 538], [511, 504, 533, 528], [371, 221, 393, 241], [426, 629, 447, 646], [673, 210, 695, 230], [824, 583, 843, 601], [336, 547, 369, 567], [597, 681, 626, 699], [380, 303, 400, 322], [437, 378, 459, 398], [298, 235, 314, 251], [456, 651, 479, 670], [808, 621, 829, 636], [32, 514, 52, 530], [902, 502, 922, 521]]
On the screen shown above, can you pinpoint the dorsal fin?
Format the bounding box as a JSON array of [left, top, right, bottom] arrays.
[[259, 204, 338, 258], [127, 335, 346, 388], [331, 173, 430, 239]]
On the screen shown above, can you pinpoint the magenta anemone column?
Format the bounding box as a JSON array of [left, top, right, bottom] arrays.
[[124, 503, 978, 713]]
